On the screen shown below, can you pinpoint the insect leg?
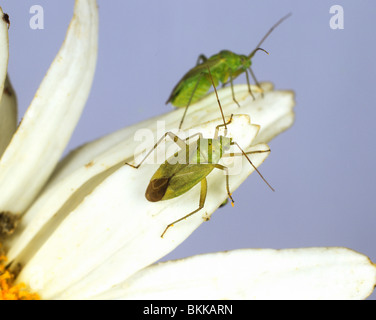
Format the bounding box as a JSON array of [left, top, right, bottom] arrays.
[[213, 164, 235, 207], [231, 141, 274, 192], [196, 54, 208, 65], [184, 132, 204, 165], [214, 114, 233, 139], [245, 69, 256, 100], [184, 132, 203, 142], [222, 148, 271, 158], [180, 65, 227, 130], [125, 132, 188, 169], [205, 66, 228, 130], [161, 177, 208, 238], [248, 67, 264, 98], [229, 70, 241, 108], [179, 72, 204, 130]]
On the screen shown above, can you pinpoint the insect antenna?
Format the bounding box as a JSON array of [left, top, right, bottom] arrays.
[[248, 13, 292, 59], [250, 47, 269, 57], [232, 141, 275, 192]]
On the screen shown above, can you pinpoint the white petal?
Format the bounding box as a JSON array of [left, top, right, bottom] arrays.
[[0, 0, 98, 214], [14, 116, 271, 299], [47, 115, 159, 189], [48, 83, 294, 184], [170, 82, 295, 145], [0, 76, 17, 158], [94, 248, 376, 300], [0, 7, 12, 158], [6, 87, 291, 260]]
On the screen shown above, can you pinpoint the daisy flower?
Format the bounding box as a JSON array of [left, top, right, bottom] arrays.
[[0, 0, 375, 300]]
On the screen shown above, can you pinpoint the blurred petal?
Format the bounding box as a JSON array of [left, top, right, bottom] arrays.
[[0, 7, 9, 95], [0, 6, 12, 158], [13, 116, 270, 299], [0, 76, 17, 158], [0, 0, 98, 214], [94, 248, 376, 300]]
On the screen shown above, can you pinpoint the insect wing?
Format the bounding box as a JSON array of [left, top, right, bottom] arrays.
[[146, 161, 187, 202], [162, 164, 214, 200], [166, 57, 224, 106]]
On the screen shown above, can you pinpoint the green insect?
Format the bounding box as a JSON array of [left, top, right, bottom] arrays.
[[166, 13, 291, 129], [126, 69, 274, 237]]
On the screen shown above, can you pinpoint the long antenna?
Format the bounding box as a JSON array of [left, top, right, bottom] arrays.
[[248, 13, 292, 59]]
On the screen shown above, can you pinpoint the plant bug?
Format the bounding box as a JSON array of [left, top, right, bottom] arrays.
[[166, 13, 291, 129], [126, 72, 274, 238]]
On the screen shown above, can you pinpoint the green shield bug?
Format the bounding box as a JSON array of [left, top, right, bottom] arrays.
[[126, 72, 274, 238], [166, 13, 291, 129]]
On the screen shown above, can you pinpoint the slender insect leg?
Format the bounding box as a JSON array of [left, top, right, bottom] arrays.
[[245, 69, 256, 100], [229, 70, 241, 108], [183, 132, 204, 164], [213, 164, 235, 206], [230, 141, 275, 192], [248, 67, 264, 98], [222, 149, 271, 176], [214, 114, 233, 139], [125, 132, 188, 169], [206, 66, 227, 129], [184, 132, 203, 142], [179, 72, 204, 130], [196, 54, 208, 65], [161, 178, 208, 238], [222, 148, 271, 158]]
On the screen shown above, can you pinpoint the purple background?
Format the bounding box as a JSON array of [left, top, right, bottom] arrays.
[[2, 0, 376, 299]]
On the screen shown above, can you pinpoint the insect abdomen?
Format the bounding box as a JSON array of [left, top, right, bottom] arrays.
[[170, 76, 212, 107]]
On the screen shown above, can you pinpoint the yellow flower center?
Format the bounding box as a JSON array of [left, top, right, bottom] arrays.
[[0, 246, 39, 300]]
